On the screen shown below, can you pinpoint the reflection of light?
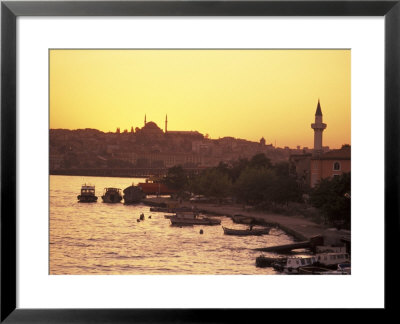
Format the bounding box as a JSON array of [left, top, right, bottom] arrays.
[[344, 193, 351, 199]]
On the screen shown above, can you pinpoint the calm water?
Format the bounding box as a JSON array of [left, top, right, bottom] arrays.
[[50, 175, 296, 275]]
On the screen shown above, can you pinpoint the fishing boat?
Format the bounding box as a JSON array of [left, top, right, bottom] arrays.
[[222, 226, 271, 236], [101, 187, 122, 203], [123, 185, 145, 204], [77, 184, 98, 203]]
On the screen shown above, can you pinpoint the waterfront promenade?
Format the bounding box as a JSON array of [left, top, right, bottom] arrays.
[[144, 198, 350, 246]]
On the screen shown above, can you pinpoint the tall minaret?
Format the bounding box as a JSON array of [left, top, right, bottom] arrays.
[[144, 114, 147, 126], [165, 114, 168, 133], [311, 99, 327, 152]]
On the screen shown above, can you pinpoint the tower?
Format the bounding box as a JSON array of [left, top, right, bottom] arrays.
[[311, 99, 327, 152], [144, 114, 147, 126], [165, 114, 168, 133]]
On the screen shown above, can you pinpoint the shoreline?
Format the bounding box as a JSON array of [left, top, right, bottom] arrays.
[[143, 197, 351, 246]]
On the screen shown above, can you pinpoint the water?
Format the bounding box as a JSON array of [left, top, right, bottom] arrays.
[[50, 175, 296, 275]]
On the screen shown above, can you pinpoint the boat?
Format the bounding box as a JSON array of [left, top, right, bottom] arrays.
[[137, 176, 177, 196], [297, 266, 348, 275], [315, 252, 350, 269], [77, 184, 98, 203], [255, 255, 287, 268], [101, 187, 122, 203], [170, 213, 221, 226], [231, 214, 269, 226], [222, 226, 271, 236], [231, 214, 254, 224], [273, 256, 318, 274], [164, 211, 197, 219], [123, 185, 145, 204]]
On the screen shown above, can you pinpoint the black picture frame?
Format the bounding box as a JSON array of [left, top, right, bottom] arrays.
[[1, 0, 399, 322]]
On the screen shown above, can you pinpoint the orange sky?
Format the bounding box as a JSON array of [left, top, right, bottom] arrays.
[[50, 49, 350, 148]]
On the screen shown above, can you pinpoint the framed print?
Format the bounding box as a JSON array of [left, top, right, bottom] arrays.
[[1, 0, 399, 322]]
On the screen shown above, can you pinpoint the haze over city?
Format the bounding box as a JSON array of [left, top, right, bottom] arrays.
[[50, 49, 350, 149]]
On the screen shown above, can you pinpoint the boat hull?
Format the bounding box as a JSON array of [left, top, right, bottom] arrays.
[[223, 226, 271, 236], [77, 195, 98, 203], [170, 217, 221, 226]]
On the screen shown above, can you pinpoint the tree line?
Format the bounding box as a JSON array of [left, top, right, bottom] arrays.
[[163, 153, 351, 228]]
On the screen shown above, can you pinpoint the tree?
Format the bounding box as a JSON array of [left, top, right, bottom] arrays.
[[164, 165, 188, 195], [233, 167, 276, 205], [249, 153, 272, 169], [309, 173, 351, 228], [188, 168, 232, 202]]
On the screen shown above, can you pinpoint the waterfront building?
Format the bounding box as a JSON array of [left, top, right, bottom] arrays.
[[310, 145, 351, 187]]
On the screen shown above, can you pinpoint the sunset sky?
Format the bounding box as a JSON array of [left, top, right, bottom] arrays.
[[50, 49, 350, 149]]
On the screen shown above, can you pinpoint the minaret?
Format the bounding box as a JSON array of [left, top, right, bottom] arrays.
[[311, 99, 327, 152], [144, 114, 147, 126], [165, 114, 168, 133]]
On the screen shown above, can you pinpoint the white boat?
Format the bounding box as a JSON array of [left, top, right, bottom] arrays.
[[315, 252, 350, 268], [273, 256, 318, 274]]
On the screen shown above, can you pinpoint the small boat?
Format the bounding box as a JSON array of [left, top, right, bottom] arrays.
[[273, 256, 318, 274], [165, 211, 198, 219], [231, 214, 254, 224], [315, 252, 350, 269], [255, 255, 287, 268], [77, 184, 98, 203], [222, 226, 271, 236], [231, 214, 269, 226], [297, 266, 337, 274], [170, 216, 221, 226], [101, 187, 122, 203], [123, 185, 145, 204]]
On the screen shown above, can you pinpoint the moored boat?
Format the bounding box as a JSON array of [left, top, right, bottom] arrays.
[[123, 185, 145, 204], [273, 256, 318, 274], [164, 211, 198, 219], [222, 226, 271, 236], [101, 187, 123, 203], [231, 214, 269, 226], [170, 216, 221, 226], [297, 266, 347, 275], [315, 252, 350, 269], [77, 184, 98, 203]]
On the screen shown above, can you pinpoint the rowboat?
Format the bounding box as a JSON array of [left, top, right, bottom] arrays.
[[170, 217, 221, 226], [222, 226, 271, 236]]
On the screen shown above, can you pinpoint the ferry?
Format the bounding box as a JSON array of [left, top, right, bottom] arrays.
[[77, 184, 98, 203]]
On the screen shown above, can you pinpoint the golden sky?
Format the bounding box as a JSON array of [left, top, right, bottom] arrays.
[[50, 49, 350, 149]]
